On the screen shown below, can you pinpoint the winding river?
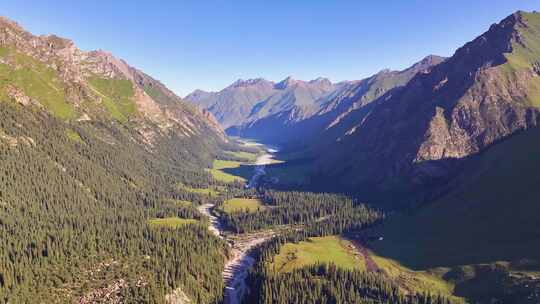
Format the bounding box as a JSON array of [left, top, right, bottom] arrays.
[[197, 145, 277, 304]]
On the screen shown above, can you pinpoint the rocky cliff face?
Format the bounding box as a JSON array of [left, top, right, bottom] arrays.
[[0, 16, 225, 145], [316, 11, 540, 200]]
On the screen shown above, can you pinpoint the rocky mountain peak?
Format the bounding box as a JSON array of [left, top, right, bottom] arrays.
[[0, 16, 26, 33], [449, 10, 530, 70], [228, 78, 272, 89], [188, 89, 211, 96], [407, 55, 446, 72], [309, 77, 333, 87], [85, 49, 135, 81], [274, 76, 300, 89], [40, 34, 74, 50]]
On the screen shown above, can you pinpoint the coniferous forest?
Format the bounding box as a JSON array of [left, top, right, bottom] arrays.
[[0, 101, 227, 303], [220, 190, 383, 233]]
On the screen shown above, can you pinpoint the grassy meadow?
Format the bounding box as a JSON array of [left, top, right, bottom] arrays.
[[148, 217, 199, 228], [267, 236, 362, 273], [207, 159, 247, 183], [220, 198, 265, 214]]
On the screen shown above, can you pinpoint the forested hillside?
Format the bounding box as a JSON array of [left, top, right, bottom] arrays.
[[0, 16, 229, 303]]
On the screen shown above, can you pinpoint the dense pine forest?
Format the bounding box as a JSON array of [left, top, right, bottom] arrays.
[[0, 101, 228, 303], [220, 190, 383, 233]]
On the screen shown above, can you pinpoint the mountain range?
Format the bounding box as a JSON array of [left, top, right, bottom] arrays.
[[186, 56, 446, 147], [189, 11, 540, 204], [186, 76, 341, 131]]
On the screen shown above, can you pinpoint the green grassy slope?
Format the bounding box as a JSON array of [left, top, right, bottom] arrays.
[[87, 76, 136, 122], [268, 236, 362, 273], [504, 12, 540, 107], [371, 127, 540, 269], [207, 159, 247, 182], [0, 46, 76, 119]]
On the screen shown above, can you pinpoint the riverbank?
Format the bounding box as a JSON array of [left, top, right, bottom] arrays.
[[199, 142, 278, 304]]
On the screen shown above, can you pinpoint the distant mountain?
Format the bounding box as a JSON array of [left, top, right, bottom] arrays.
[[241, 55, 446, 145], [187, 56, 444, 145], [185, 76, 343, 131], [313, 11, 540, 203], [186, 78, 276, 128]]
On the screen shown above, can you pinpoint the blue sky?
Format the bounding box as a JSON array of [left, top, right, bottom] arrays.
[[3, 1, 539, 96]]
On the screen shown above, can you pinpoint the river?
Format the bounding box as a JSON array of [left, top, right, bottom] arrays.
[[246, 146, 278, 188], [197, 145, 277, 304]]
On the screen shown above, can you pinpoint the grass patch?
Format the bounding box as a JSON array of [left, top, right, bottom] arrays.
[[143, 83, 169, 104], [147, 217, 198, 228], [220, 198, 265, 214], [163, 199, 193, 207], [224, 150, 259, 162], [87, 76, 136, 122], [207, 159, 247, 183], [65, 129, 83, 143], [0, 46, 76, 119], [175, 200, 193, 207], [267, 236, 362, 273], [265, 161, 311, 185], [369, 254, 456, 297], [213, 159, 242, 170]]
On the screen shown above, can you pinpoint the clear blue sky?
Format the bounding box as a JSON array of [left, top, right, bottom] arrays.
[[3, 1, 539, 96]]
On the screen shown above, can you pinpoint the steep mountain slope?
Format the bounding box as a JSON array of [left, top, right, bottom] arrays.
[[188, 56, 444, 145], [313, 11, 540, 202], [186, 78, 277, 128], [185, 76, 341, 132], [369, 123, 540, 304], [0, 17, 228, 303], [248, 55, 445, 146], [0, 16, 224, 144]]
